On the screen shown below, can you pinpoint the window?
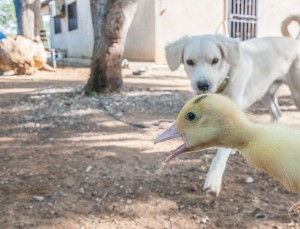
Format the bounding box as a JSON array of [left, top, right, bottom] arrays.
[[54, 17, 62, 34], [228, 0, 259, 40], [68, 1, 78, 31]]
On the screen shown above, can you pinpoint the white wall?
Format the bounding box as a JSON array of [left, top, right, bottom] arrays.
[[259, 0, 300, 37], [50, 0, 94, 58], [123, 0, 156, 61], [155, 0, 226, 63], [49, 0, 300, 62], [124, 0, 226, 63]]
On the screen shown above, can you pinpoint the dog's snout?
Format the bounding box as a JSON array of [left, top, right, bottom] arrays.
[[197, 80, 210, 91]]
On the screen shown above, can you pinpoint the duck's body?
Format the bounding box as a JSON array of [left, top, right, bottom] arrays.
[[239, 123, 300, 194], [154, 93, 300, 213]]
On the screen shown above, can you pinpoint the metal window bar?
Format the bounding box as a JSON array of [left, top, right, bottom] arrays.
[[228, 0, 259, 41]]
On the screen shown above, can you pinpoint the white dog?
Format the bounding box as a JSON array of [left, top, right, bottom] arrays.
[[165, 34, 300, 195]]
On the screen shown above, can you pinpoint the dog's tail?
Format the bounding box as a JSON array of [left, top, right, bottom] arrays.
[[281, 15, 300, 39]]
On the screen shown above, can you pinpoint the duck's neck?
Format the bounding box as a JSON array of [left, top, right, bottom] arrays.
[[218, 115, 256, 150]]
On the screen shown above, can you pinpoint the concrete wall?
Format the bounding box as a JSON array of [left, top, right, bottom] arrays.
[[49, 0, 226, 62], [155, 0, 226, 63], [50, 0, 94, 58], [48, 0, 300, 62], [259, 0, 300, 37], [123, 0, 156, 61]]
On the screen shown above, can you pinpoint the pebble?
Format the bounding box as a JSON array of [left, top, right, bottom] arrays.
[[91, 191, 97, 197], [85, 165, 93, 173], [245, 176, 254, 183], [179, 205, 185, 209], [32, 196, 45, 201], [200, 218, 207, 224], [188, 183, 198, 192], [272, 226, 282, 229], [255, 212, 266, 219], [80, 187, 85, 194]]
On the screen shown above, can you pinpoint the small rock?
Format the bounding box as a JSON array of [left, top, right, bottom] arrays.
[[272, 226, 282, 229], [179, 205, 185, 209], [191, 214, 199, 220], [80, 187, 85, 194], [200, 218, 207, 224], [121, 59, 129, 68], [91, 191, 97, 197], [132, 69, 146, 75], [65, 101, 72, 106], [85, 165, 93, 173], [154, 201, 160, 206], [188, 183, 198, 192], [126, 199, 132, 204], [32, 196, 44, 201], [255, 211, 266, 219], [116, 112, 123, 118], [245, 177, 254, 183], [253, 208, 266, 219]]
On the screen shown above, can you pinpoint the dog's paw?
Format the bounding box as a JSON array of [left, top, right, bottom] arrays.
[[203, 170, 223, 196]]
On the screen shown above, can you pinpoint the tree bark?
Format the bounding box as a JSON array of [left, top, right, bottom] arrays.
[[85, 0, 138, 94], [13, 0, 42, 39]]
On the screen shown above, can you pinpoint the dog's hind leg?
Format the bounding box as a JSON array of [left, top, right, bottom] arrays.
[[262, 80, 283, 121], [286, 63, 300, 112]]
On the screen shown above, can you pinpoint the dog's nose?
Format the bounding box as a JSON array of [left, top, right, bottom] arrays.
[[197, 80, 210, 91]]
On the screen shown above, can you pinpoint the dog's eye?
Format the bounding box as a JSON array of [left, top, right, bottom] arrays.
[[212, 58, 219, 64], [185, 112, 197, 121], [186, 59, 195, 66]]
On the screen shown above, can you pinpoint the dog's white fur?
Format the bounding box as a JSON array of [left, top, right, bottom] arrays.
[[165, 34, 300, 195]]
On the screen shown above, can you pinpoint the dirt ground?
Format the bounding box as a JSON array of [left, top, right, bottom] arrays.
[[1, 65, 300, 229]]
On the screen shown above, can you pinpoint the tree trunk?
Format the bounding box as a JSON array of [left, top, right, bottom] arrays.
[[13, 0, 42, 39], [85, 0, 138, 94]]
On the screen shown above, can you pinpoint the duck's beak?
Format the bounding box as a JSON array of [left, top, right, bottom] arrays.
[[154, 122, 188, 163], [154, 122, 181, 144]]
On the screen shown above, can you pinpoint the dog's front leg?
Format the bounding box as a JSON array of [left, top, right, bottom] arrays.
[[203, 148, 232, 196]]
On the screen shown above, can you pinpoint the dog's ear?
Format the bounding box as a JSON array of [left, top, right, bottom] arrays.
[[165, 36, 189, 71], [215, 35, 240, 66]]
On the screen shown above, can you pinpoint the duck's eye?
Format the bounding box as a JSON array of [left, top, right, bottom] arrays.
[[186, 59, 194, 66], [212, 58, 219, 64], [186, 112, 196, 121]]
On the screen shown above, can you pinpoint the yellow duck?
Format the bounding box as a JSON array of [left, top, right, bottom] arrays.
[[154, 93, 300, 214]]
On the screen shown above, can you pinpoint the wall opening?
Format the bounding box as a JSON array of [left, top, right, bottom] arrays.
[[228, 0, 259, 40]]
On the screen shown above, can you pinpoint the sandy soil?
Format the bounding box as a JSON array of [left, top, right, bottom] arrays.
[[0, 66, 300, 229]]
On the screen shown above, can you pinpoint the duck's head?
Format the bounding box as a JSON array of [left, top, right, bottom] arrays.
[[154, 94, 249, 163]]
